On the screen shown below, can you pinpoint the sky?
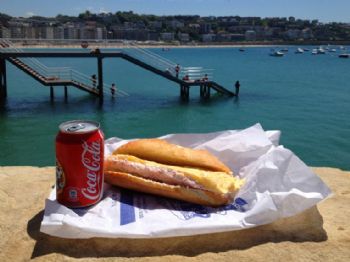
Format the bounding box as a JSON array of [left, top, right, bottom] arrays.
[[1, 0, 349, 23]]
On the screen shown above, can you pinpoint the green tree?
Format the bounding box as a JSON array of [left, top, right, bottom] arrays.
[[0, 12, 12, 27]]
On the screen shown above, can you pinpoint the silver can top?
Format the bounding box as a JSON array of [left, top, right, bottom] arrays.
[[59, 120, 100, 134]]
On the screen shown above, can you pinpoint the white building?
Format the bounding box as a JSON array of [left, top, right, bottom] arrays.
[[160, 32, 175, 41], [96, 27, 106, 40], [201, 33, 216, 42], [167, 20, 184, 29], [63, 25, 78, 39], [301, 28, 313, 39], [285, 29, 301, 40], [0, 26, 10, 38], [45, 27, 54, 39], [149, 21, 162, 29], [178, 33, 190, 42], [53, 26, 64, 39], [245, 30, 256, 41]]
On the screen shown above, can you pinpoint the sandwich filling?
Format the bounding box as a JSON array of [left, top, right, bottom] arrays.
[[106, 155, 203, 189], [106, 154, 243, 194]]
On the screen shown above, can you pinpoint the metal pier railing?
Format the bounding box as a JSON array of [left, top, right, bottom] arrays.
[[0, 39, 129, 98]]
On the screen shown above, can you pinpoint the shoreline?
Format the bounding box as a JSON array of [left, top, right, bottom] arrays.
[[14, 44, 273, 49], [7, 40, 350, 49]]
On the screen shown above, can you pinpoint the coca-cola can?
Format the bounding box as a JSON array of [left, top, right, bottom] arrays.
[[56, 120, 104, 208]]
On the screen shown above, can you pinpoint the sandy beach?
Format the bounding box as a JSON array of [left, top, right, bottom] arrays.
[[0, 166, 349, 261]]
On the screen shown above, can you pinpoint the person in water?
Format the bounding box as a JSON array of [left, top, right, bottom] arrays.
[[235, 80, 240, 96], [91, 74, 97, 89], [110, 83, 116, 97]]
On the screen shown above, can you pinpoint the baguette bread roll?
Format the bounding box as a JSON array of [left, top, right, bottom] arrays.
[[105, 155, 242, 206], [105, 139, 243, 206], [114, 138, 231, 173], [105, 170, 235, 207]]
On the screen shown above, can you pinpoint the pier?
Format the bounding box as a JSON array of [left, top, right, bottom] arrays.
[[0, 40, 235, 101]]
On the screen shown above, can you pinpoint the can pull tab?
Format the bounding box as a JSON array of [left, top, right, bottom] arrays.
[[66, 123, 85, 132]]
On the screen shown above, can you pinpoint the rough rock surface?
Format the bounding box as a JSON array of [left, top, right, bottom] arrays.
[[0, 166, 349, 261]]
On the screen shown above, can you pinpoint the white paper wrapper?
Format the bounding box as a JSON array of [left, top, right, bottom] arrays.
[[40, 123, 331, 239]]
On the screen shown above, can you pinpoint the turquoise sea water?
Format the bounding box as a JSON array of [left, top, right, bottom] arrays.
[[0, 47, 349, 170]]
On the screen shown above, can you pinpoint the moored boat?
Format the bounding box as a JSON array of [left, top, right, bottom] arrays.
[[317, 47, 326, 54], [295, 48, 304, 54], [270, 50, 284, 57]]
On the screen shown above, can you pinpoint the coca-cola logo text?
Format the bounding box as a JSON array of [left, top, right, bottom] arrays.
[[81, 140, 102, 200]]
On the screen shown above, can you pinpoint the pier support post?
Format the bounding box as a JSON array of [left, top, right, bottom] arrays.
[[0, 58, 7, 100], [206, 85, 210, 99], [180, 85, 189, 100], [64, 85, 68, 101], [97, 57, 104, 101], [50, 86, 54, 101], [200, 84, 210, 99], [200, 84, 204, 98]]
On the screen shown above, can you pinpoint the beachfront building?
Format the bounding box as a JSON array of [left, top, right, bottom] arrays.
[[111, 27, 149, 41], [149, 21, 163, 30], [53, 26, 64, 39], [81, 21, 97, 39], [96, 28, 106, 40], [160, 32, 175, 42], [201, 33, 216, 42], [263, 27, 281, 40], [189, 23, 200, 31], [23, 26, 36, 39], [0, 25, 10, 38], [245, 30, 256, 41], [63, 24, 80, 40], [7, 20, 26, 38], [45, 27, 54, 39], [285, 29, 301, 40], [148, 31, 160, 41], [216, 33, 244, 42], [301, 28, 313, 39], [178, 33, 190, 42], [200, 23, 212, 34], [166, 20, 185, 29], [78, 21, 107, 40]]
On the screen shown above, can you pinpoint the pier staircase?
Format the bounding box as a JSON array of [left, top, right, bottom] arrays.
[[0, 39, 234, 100], [0, 39, 128, 98], [121, 41, 235, 97]]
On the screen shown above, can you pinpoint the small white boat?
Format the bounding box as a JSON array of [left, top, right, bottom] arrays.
[[339, 53, 350, 58], [312, 47, 326, 55], [317, 47, 326, 54], [270, 50, 284, 57], [295, 48, 304, 54]]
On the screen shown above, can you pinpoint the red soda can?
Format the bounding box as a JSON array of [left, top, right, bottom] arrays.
[[56, 120, 104, 208]]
